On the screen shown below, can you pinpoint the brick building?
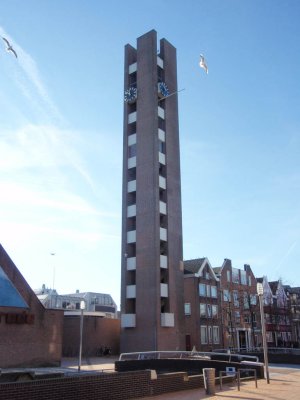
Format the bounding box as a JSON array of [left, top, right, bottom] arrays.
[[258, 276, 292, 347], [214, 259, 261, 350], [0, 244, 63, 368], [285, 285, 300, 346], [184, 258, 221, 351]]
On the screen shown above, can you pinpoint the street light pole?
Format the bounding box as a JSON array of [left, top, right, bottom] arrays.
[[78, 300, 85, 372], [257, 283, 270, 384], [51, 252, 55, 291]]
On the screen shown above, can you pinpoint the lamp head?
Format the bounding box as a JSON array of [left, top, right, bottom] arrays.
[[257, 282, 264, 295], [80, 300, 86, 310]]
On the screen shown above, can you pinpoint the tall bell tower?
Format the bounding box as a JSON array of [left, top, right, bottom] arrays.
[[120, 30, 185, 352]]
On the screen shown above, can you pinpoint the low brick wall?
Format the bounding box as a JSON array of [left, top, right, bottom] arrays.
[[0, 370, 205, 400], [0, 359, 261, 400]]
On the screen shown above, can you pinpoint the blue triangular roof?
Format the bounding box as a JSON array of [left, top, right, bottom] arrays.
[[0, 266, 28, 308]]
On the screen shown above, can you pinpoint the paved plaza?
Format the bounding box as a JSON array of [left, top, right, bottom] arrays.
[[135, 365, 300, 400], [2, 358, 300, 399], [61, 359, 300, 399]]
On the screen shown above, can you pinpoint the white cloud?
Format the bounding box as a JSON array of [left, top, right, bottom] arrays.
[[0, 123, 97, 190]]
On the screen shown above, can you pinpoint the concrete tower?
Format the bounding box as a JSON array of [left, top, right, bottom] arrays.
[[121, 30, 185, 353]]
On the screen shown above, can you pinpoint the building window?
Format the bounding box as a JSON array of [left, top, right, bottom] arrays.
[[207, 304, 212, 318], [244, 314, 250, 323], [243, 292, 250, 309], [266, 332, 273, 343], [233, 290, 239, 307], [248, 275, 252, 286], [211, 286, 217, 298], [206, 285, 211, 297], [235, 311, 240, 323], [250, 294, 257, 305], [208, 326, 212, 343], [232, 268, 239, 284], [200, 303, 206, 317], [128, 144, 136, 158], [213, 326, 220, 344], [227, 270, 231, 282], [201, 326, 208, 344], [158, 117, 165, 130], [205, 272, 210, 280], [240, 270, 247, 285], [223, 289, 231, 302], [199, 283, 206, 297], [159, 140, 166, 154], [212, 305, 218, 318], [184, 303, 191, 316]]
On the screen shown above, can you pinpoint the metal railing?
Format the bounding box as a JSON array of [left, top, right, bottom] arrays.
[[219, 368, 258, 391], [119, 350, 259, 363], [214, 347, 300, 355]]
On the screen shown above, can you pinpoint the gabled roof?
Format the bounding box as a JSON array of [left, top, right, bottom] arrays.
[[184, 257, 218, 281], [184, 258, 206, 274]]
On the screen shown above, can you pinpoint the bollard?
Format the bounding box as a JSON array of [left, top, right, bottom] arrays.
[[203, 368, 216, 395]]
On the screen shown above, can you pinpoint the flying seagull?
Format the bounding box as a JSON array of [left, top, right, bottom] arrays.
[[199, 54, 208, 74], [2, 37, 18, 58]]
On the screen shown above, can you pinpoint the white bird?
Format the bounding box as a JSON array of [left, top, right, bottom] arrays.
[[199, 54, 208, 74], [2, 37, 18, 58]]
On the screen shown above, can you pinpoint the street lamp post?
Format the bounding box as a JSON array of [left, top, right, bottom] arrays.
[[51, 252, 55, 291], [78, 300, 85, 372], [257, 283, 270, 384]]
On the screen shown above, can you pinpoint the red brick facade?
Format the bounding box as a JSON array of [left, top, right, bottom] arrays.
[[184, 258, 262, 352], [184, 259, 222, 351], [63, 315, 120, 356], [0, 244, 64, 368], [217, 260, 261, 350]]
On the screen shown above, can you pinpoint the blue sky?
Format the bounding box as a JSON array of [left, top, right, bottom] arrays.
[[0, 0, 299, 308]]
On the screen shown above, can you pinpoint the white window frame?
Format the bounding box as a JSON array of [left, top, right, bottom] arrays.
[[240, 270, 247, 285], [213, 326, 220, 344], [208, 326, 212, 343], [206, 284, 211, 297], [227, 270, 231, 282], [212, 304, 218, 318], [184, 303, 191, 316], [200, 303, 206, 317], [211, 286, 217, 298], [199, 283, 206, 297], [200, 325, 208, 344]]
